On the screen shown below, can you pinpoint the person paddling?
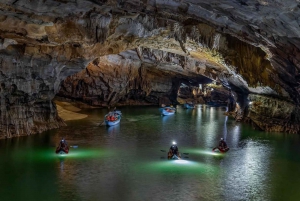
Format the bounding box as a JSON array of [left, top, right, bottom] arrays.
[[56, 138, 69, 154], [213, 138, 229, 153], [168, 141, 181, 159], [59, 138, 68, 149], [219, 138, 227, 149]]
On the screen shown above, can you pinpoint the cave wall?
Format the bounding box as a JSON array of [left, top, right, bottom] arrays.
[[246, 94, 300, 134], [0, 51, 73, 139], [58, 48, 212, 107], [0, 1, 300, 137], [58, 53, 175, 106]]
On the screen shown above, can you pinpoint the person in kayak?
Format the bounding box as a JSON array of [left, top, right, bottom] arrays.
[[59, 138, 68, 149], [219, 138, 228, 149], [213, 138, 229, 153], [168, 141, 180, 159], [56, 138, 69, 154]]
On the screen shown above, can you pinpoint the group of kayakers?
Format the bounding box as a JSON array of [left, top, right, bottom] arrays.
[[168, 138, 229, 160], [56, 108, 121, 154], [56, 104, 229, 157], [57, 137, 229, 156]]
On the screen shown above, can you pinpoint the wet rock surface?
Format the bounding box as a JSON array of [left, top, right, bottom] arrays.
[[244, 94, 300, 133]]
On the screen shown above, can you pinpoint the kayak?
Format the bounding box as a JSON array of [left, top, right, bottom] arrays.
[[169, 154, 181, 160], [183, 103, 195, 109], [105, 111, 122, 126], [212, 147, 230, 153], [56, 146, 69, 154], [161, 107, 176, 116], [168, 151, 181, 160]]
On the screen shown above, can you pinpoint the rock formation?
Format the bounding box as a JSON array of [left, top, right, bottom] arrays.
[[1, 0, 300, 138], [58, 48, 212, 107]]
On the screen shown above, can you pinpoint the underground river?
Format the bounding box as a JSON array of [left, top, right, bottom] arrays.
[[1, 104, 300, 201]]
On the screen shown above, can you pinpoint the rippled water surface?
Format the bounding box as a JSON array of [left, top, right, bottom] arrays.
[[1, 105, 300, 201]]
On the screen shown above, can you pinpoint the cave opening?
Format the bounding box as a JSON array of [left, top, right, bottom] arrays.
[[3, 2, 300, 200]]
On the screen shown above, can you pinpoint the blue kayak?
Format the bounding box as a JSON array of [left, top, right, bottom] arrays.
[[161, 107, 176, 116], [104, 111, 122, 126]]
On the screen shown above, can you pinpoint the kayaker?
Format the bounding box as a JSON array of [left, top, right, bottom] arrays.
[[169, 141, 179, 156], [59, 138, 68, 148], [219, 138, 227, 149], [56, 138, 69, 154]]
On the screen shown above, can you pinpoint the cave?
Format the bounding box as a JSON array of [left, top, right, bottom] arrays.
[[1, 1, 299, 137], [1, 1, 300, 200]]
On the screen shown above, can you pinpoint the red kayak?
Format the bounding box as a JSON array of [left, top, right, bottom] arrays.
[[212, 147, 230, 153], [55, 145, 69, 154]]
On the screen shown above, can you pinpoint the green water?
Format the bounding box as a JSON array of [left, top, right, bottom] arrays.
[[1, 105, 300, 201]]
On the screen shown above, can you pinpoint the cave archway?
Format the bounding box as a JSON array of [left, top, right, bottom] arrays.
[[1, 1, 300, 139]]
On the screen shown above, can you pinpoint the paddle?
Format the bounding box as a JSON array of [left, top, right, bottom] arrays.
[[98, 120, 105, 126], [160, 150, 189, 154], [53, 144, 78, 148], [160, 150, 189, 159]]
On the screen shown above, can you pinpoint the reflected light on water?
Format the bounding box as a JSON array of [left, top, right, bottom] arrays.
[[231, 124, 241, 146], [209, 107, 214, 121], [55, 149, 114, 159], [22, 148, 115, 162], [107, 124, 120, 135], [162, 115, 173, 123], [196, 105, 202, 119], [172, 159, 191, 164], [138, 159, 218, 175], [223, 116, 228, 140], [222, 140, 272, 200], [182, 148, 224, 157], [3, 105, 300, 201]]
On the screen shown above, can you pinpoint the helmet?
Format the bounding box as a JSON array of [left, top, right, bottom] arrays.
[[172, 141, 177, 145], [220, 138, 223, 141]]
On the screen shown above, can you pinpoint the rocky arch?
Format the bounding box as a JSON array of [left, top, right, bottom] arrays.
[[57, 48, 215, 106], [0, 1, 300, 138]]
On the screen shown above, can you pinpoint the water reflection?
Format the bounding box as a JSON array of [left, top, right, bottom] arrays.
[[1, 105, 300, 201], [59, 157, 64, 170], [137, 160, 218, 175], [223, 116, 228, 140], [107, 124, 120, 135], [161, 115, 175, 126], [221, 140, 272, 200]]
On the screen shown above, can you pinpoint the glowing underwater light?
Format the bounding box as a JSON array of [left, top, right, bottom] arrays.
[[135, 159, 218, 175], [172, 159, 190, 164], [180, 148, 224, 157], [195, 150, 223, 156], [55, 148, 114, 159], [24, 147, 116, 162]]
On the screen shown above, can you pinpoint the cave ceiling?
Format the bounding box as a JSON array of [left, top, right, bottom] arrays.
[[0, 0, 299, 103]]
